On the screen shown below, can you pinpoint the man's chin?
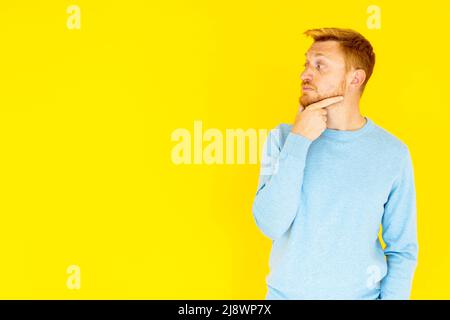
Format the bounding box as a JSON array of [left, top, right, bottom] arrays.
[[300, 94, 319, 107], [301, 92, 344, 107]]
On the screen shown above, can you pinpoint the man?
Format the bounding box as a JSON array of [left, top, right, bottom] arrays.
[[252, 28, 418, 300]]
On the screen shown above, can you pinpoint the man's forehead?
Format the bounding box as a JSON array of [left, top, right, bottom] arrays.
[[305, 41, 342, 59]]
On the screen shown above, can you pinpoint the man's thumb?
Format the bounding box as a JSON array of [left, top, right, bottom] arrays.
[[298, 103, 305, 113]]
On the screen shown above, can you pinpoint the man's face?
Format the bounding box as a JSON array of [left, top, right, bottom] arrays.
[[300, 41, 349, 107]]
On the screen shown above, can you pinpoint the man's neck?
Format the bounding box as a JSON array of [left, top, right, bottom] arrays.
[[325, 99, 366, 131]]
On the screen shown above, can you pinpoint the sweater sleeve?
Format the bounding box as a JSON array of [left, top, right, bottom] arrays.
[[252, 125, 312, 240], [379, 147, 419, 299]]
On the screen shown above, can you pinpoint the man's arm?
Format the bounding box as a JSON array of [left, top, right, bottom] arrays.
[[379, 147, 419, 299], [252, 96, 342, 241], [252, 125, 312, 240]]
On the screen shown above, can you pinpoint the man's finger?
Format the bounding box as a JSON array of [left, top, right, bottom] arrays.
[[298, 97, 305, 113], [306, 96, 344, 111]]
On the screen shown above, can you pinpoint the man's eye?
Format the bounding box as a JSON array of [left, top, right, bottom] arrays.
[[316, 64, 322, 70]]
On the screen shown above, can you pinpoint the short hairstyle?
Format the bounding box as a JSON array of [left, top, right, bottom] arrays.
[[304, 27, 376, 91]]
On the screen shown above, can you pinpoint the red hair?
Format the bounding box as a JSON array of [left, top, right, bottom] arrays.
[[304, 28, 376, 91]]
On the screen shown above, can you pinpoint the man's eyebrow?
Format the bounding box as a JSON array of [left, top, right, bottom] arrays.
[[304, 52, 331, 59]]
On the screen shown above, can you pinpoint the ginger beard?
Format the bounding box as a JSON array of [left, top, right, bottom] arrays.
[[299, 76, 347, 108]]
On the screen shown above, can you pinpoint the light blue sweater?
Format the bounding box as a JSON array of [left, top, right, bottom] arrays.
[[252, 117, 418, 300]]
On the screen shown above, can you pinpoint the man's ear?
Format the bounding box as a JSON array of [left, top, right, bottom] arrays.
[[350, 69, 366, 89]]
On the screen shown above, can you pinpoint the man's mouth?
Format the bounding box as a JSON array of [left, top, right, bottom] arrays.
[[302, 86, 315, 91]]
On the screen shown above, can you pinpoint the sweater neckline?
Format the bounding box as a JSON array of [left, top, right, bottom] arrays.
[[320, 116, 374, 142]]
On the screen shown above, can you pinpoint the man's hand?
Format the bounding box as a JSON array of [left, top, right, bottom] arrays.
[[291, 96, 344, 141]]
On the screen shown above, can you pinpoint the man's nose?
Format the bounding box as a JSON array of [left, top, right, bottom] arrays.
[[300, 68, 313, 82]]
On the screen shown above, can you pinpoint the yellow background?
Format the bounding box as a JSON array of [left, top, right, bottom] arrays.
[[0, 0, 449, 299]]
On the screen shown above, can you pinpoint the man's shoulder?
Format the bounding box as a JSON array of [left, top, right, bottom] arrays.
[[370, 120, 410, 158], [268, 120, 411, 158], [267, 123, 293, 147]]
